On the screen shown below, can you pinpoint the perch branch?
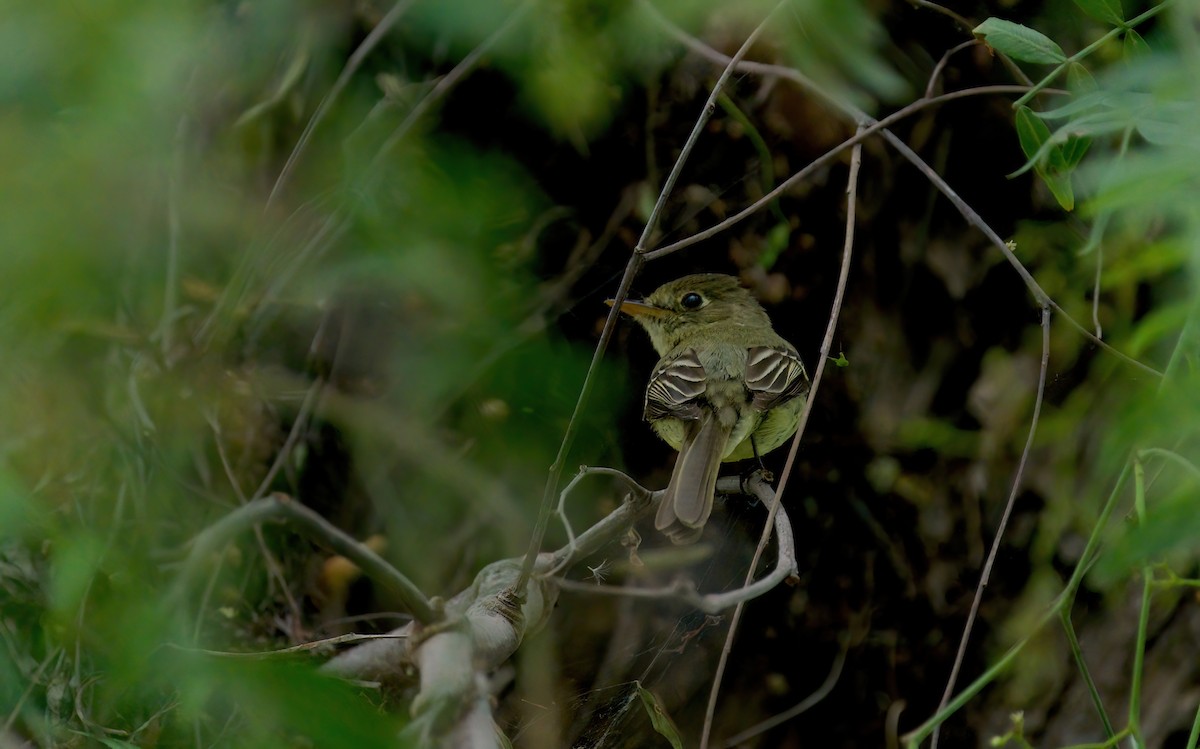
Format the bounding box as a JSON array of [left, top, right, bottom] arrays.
[[557, 474, 797, 613]]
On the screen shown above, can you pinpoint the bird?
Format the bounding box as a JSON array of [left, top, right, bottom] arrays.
[[609, 274, 808, 544]]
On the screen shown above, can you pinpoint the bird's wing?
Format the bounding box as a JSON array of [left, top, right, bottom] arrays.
[[644, 348, 707, 422], [745, 346, 809, 412]]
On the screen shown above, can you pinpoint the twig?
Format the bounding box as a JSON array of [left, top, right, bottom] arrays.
[[644, 9, 1161, 378], [266, 0, 418, 212], [641, 85, 1043, 260], [513, 0, 786, 596], [902, 462, 1133, 746], [544, 466, 655, 578], [719, 639, 848, 747], [175, 493, 438, 624], [699, 128, 865, 749], [925, 40, 980, 99], [930, 305, 1051, 749], [904, 0, 973, 31], [555, 475, 797, 614]]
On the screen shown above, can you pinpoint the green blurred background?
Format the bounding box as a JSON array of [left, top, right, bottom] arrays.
[[1, 0, 1198, 746]]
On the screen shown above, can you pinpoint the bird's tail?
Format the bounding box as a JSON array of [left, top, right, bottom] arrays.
[[655, 410, 734, 545]]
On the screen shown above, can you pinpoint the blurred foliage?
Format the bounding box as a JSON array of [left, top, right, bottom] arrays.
[[0, 0, 1198, 746]]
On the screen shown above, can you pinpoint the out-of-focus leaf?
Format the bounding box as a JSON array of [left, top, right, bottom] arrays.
[[234, 40, 311, 128], [1073, 0, 1124, 26], [1100, 239, 1188, 289], [1068, 62, 1098, 93], [1041, 169, 1075, 211], [974, 18, 1067, 64], [1135, 101, 1196, 146], [1123, 28, 1151, 60], [759, 222, 791, 270], [636, 682, 683, 749], [1094, 481, 1200, 583], [49, 532, 104, 623], [1033, 91, 1111, 121]]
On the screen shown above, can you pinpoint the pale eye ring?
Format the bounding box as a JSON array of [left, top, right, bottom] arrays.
[[680, 292, 703, 309]]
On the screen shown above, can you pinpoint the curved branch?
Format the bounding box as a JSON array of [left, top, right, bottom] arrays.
[[175, 493, 438, 624]]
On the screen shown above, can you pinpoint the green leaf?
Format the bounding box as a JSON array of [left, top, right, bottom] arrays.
[[1039, 167, 1076, 211], [1014, 105, 1052, 162], [1067, 62, 1098, 93], [1061, 134, 1092, 169], [1033, 90, 1111, 120], [1072, 0, 1124, 26], [830, 351, 850, 367], [1123, 28, 1151, 59], [974, 18, 1067, 64], [636, 682, 683, 749]]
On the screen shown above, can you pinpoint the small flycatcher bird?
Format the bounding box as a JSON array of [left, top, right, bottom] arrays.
[[609, 274, 809, 544]]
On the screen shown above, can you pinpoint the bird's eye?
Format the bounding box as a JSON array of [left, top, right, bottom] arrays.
[[680, 292, 704, 309]]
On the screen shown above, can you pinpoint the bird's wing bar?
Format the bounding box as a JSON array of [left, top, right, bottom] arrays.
[[644, 348, 707, 421], [745, 346, 808, 412]]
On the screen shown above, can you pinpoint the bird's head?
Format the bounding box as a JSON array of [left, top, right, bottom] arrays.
[[606, 273, 770, 354]]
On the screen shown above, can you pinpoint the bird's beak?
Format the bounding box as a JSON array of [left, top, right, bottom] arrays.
[[605, 298, 670, 318]]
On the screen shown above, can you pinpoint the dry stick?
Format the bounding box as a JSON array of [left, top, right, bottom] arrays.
[[929, 306, 1051, 749], [720, 641, 848, 747], [699, 133, 865, 749], [904, 0, 973, 31], [512, 2, 784, 596], [266, 0, 418, 212], [925, 40, 980, 99]]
